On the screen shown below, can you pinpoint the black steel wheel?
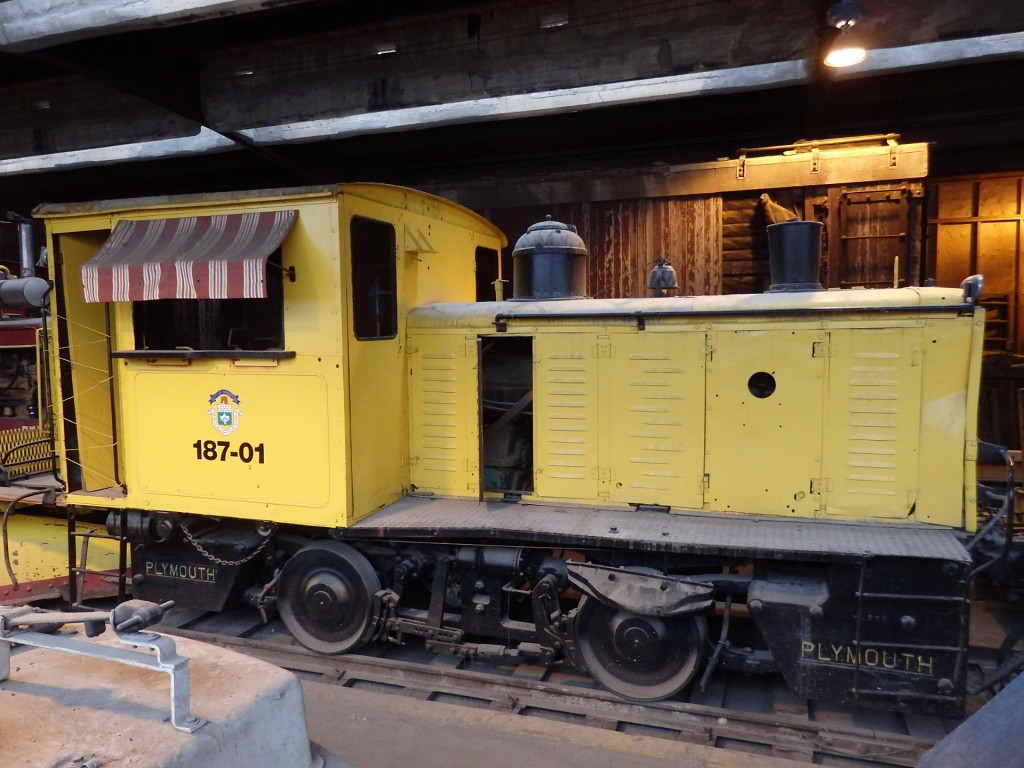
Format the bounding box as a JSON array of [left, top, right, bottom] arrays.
[[277, 540, 381, 655], [575, 596, 708, 701]]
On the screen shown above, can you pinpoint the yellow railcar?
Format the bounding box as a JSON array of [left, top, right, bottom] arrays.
[[0, 514, 122, 604], [32, 183, 996, 717]]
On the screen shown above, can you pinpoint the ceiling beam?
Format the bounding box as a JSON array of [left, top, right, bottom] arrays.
[[0, 31, 1019, 180], [0, 0, 323, 52]]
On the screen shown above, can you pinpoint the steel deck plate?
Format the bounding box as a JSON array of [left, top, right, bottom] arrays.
[[347, 495, 971, 564]]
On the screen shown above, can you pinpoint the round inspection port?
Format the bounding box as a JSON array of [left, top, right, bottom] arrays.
[[747, 371, 776, 398]]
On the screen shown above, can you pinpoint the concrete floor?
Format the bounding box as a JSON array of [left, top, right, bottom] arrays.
[[300, 680, 807, 768]]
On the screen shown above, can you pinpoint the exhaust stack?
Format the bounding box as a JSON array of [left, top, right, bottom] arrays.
[[3, 212, 49, 308], [766, 220, 824, 292]]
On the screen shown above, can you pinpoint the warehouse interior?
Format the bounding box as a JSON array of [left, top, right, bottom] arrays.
[[1, 7, 1024, 765]]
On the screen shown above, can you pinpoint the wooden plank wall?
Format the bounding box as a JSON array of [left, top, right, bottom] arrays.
[[929, 175, 1024, 353], [721, 190, 803, 294], [928, 174, 1024, 449], [486, 184, 924, 300], [487, 196, 722, 300]]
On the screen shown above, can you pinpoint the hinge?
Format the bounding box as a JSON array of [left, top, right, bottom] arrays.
[[702, 474, 710, 493], [736, 152, 747, 180], [810, 147, 820, 173], [595, 335, 612, 358], [705, 337, 714, 362], [810, 478, 831, 494], [812, 341, 831, 358], [888, 138, 898, 169]]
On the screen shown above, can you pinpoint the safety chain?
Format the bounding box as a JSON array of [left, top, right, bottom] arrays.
[[180, 521, 274, 566]]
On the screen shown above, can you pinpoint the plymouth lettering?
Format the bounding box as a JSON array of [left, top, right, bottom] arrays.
[[144, 561, 218, 583], [800, 641, 935, 676]]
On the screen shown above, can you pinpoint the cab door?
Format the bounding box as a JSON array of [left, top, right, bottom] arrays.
[[345, 206, 406, 519]]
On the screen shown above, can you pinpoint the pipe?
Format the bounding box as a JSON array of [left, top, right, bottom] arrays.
[[16, 220, 34, 278]]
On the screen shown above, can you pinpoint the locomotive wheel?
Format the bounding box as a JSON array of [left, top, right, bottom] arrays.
[[277, 540, 381, 655], [575, 596, 708, 701]]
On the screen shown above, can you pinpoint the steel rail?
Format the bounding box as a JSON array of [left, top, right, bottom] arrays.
[[162, 619, 942, 767]]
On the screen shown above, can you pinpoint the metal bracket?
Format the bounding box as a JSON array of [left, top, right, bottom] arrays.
[[0, 602, 206, 733], [566, 562, 714, 616], [404, 223, 438, 255], [267, 261, 296, 282]]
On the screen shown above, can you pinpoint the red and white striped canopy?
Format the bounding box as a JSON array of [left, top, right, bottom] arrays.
[[81, 210, 297, 303]]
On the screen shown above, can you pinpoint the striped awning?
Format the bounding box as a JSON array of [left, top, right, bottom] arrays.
[[81, 210, 297, 302]]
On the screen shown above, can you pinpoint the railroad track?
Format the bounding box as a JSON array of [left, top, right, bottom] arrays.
[[155, 605, 974, 767]]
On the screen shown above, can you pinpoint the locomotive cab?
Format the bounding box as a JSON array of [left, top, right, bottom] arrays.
[[39, 184, 504, 607]]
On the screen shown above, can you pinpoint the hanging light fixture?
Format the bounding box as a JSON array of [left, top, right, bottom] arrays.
[[824, 1, 867, 68]]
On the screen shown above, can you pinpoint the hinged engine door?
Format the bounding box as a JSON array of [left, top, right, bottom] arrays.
[[820, 325, 923, 519], [704, 328, 826, 516]]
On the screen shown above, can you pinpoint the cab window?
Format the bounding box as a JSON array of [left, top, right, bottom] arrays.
[[132, 250, 286, 351], [351, 216, 397, 340]]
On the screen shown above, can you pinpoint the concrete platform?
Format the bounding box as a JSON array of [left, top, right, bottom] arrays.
[[301, 680, 808, 768], [2, 630, 340, 767]]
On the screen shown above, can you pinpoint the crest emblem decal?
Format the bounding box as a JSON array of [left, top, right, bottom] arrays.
[[208, 389, 242, 436]]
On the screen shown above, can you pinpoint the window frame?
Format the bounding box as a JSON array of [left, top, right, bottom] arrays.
[[350, 215, 398, 342]]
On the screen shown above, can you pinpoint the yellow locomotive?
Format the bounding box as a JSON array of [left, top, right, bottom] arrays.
[[33, 183, 989, 716]]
